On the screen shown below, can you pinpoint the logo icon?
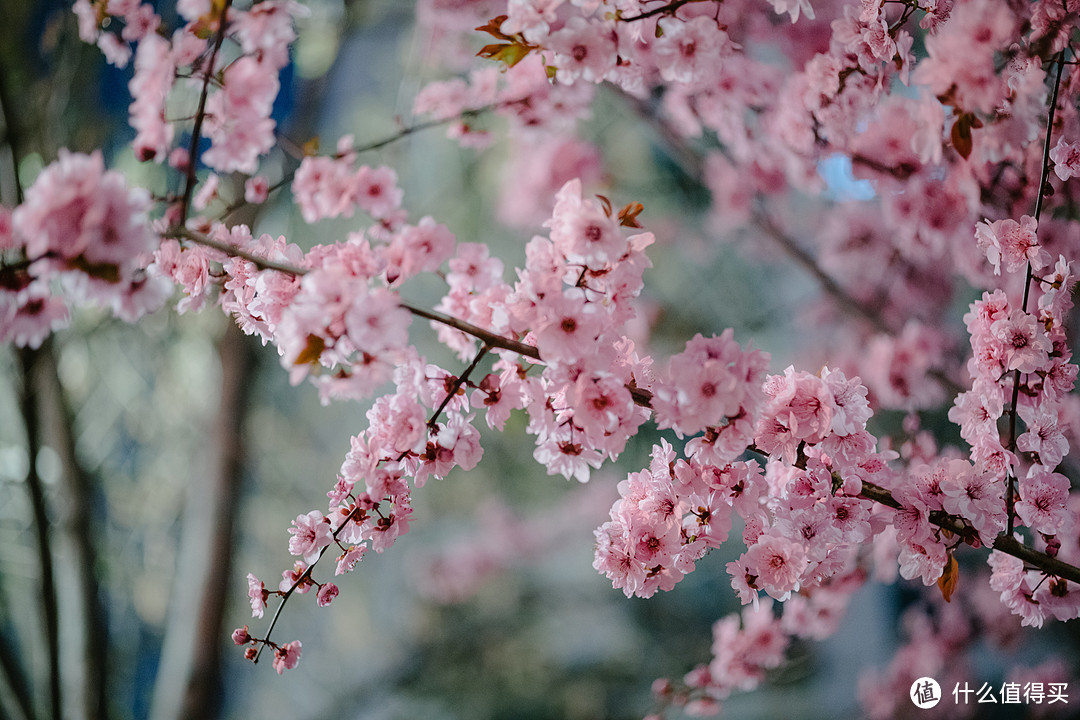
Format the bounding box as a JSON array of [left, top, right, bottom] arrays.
[[911, 677, 942, 709]]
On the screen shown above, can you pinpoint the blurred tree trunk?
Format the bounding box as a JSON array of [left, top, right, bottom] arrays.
[[149, 321, 256, 720], [37, 344, 110, 720]]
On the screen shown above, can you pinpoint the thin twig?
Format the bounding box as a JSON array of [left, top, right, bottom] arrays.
[[179, 0, 233, 226], [427, 344, 491, 430], [218, 100, 524, 221], [619, 0, 714, 22], [1006, 52, 1066, 535]]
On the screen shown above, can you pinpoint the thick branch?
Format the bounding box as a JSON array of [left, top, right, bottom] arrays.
[[170, 227, 544, 361], [857, 480, 1080, 584], [184, 225, 1080, 588], [0, 625, 37, 720], [400, 303, 540, 360]]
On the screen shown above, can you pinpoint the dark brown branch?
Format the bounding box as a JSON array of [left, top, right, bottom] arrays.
[[400, 303, 540, 361], [252, 502, 362, 663], [150, 323, 256, 720], [1006, 53, 1066, 535], [427, 344, 491, 430], [178, 0, 233, 226], [165, 226, 309, 277], [169, 227, 544, 361]]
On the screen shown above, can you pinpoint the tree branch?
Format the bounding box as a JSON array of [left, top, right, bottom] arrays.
[[619, 0, 714, 22], [1006, 52, 1066, 535], [178, 0, 233, 226], [218, 100, 524, 221], [169, 227, 544, 361]]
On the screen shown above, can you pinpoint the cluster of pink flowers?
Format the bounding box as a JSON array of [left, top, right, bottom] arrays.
[[4, 0, 1075, 705], [79, 0, 305, 170], [0, 150, 170, 347], [292, 136, 405, 225], [949, 232, 1080, 625]]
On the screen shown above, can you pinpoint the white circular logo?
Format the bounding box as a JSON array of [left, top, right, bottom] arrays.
[[910, 677, 942, 709]]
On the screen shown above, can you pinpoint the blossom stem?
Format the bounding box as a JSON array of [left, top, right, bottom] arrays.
[[1006, 52, 1065, 536], [168, 226, 545, 361], [619, 0, 714, 22], [253, 505, 362, 663], [219, 100, 522, 220], [426, 343, 491, 430], [179, 0, 233, 227]]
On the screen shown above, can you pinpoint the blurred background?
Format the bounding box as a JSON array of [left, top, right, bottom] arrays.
[[0, 2, 1076, 720]]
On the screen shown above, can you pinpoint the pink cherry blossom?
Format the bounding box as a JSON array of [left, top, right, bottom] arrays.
[[1015, 465, 1071, 535], [272, 641, 302, 674], [975, 215, 1050, 275], [246, 573, 268, 618], [14, 149, 155, 276], [288, 510, 333, 564], [990, 308, 1051, 374], [654, 17, 731, 89], [316, 582, 339, 607], [547, 17, 617, 85], [1049, 137, 1080, 181]]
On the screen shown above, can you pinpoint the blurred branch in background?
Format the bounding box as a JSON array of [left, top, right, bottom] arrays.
[[148, 322, 256, 720]]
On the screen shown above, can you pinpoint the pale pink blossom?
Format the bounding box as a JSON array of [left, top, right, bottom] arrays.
[[316, 582, 339, 607], [272, 641, 302, 674], [128, 34, 175, 162], [1049, 136, 1080, 181], [547, 17, 617, 85], [245, 176, 270, 204], [1017, 403, 1069, 467], [990, 308, 1051, 374], [335, 545, 368, 575], [1015, 465, 1071, 534], [975, 215, 1049, 276], [736, 532, 808, 600], [288, 510, 333, 564], [202, 56, 279, 174], [653, 17, 730, 88], [246, 573, 268, 618], [14, 150, 155, 285]]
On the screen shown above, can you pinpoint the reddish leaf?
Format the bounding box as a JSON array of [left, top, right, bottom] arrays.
[[475, 15, 514, 42], [951, 115, 974, 160], [475, 16, 537, 68], [294, 334, 325, 366], [938, 552, 959, 603]]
